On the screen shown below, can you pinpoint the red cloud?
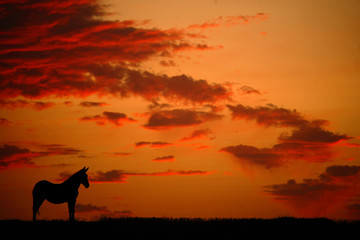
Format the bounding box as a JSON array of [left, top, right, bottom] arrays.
[[84, 169, 214, 183], [0, 143, 83, 170], [80, 111, 136, 126], [0, 0, 231, 104], [144, 109, 222, 130], [264, 165, 360, 218]]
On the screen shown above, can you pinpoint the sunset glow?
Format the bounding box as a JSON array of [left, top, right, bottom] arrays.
[[1, 0, 360, 220]]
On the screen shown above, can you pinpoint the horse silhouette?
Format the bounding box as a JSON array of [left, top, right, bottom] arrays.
[[32, 167, 89, 221]]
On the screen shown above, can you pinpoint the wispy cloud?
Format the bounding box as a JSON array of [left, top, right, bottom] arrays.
[[80, 111, 136, 126], [153, 155, 175, 162], [135, 141, 172, 148], [0, 143, 83, 170], [68, 169, 214, 183], [187, 13, 268, 30]]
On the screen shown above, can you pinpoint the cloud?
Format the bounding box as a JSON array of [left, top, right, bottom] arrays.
[[0, 118, 13, 126], [187, 13, 268, 30], [222, 104, 351, 168], [226, 104, 307, 128], [135, 141, 172, 148], [76, 203, 109, 213], [238, 85, 261, 95], [107, 152, 131, 157], [99, 210, 133, 219], [87, 169, 128, 183], [0, 143, 83, 170], [180, 128, 213, 141], [0, 0, 231, 104], [87, 169, 213, 183], [0, 99, 55, 110], [80, 111, 136, 126], [264, 165, 360, 218], [227, 103, 350, 143], [79, 101, 108, 107], [76, 203, 133, 219], [153, 155, 175, 162], [147, 100, 172, 111], [220, 145, 283, 168], [0, 144, 38, 169], [144, 109, 222, 130], [279, 123, 350, 144], [220, 140, 338, 169]]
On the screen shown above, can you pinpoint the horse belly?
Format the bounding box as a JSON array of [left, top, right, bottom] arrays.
[[44, 184, 73, 204]]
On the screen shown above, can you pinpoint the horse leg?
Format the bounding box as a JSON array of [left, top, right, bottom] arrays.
[[68, 200, 75, 221], [32, 195, 45, 222]]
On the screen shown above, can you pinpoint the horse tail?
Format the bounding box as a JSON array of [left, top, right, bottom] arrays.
[[32, 181, 46, 221]]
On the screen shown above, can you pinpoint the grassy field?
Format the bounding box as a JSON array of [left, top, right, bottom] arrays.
[[1, 217, 359, 238]]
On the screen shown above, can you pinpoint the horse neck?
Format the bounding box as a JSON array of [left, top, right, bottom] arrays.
[[62, 174, 81, 189]]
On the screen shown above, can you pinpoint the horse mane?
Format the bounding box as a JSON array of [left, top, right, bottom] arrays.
[[62, 167, 87, 184]]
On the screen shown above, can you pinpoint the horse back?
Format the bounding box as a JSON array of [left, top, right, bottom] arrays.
[[33, 180, 75, 204]]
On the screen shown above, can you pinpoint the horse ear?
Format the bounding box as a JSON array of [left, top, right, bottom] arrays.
[[84, 167, 89, 172]]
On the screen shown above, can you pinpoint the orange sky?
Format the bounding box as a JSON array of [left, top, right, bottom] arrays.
[[1, 0, 360, 220]]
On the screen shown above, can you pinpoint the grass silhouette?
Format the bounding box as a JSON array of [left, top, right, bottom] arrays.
[[1, 217, 359, 238]]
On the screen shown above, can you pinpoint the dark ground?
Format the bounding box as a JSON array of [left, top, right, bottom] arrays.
[[1, 217, 359, 239]]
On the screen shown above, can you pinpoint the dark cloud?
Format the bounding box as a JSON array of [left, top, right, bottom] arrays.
[[147, 100, 172, 111], [220, 140, 336, 169], [226, 104, 307, 128], [264, 165, 360, 218], [79, 101, 108, 107], [153, 155, 175, 162], [264, 178, 341, 199], [239, 85, 261, 95], [80, 111, 136, 126], [144, 109, 222, 130], [319, 165, 360, 181], [135, 141, 172, 148], [0, 99, 55, 110], [180, 128, 213, 141], [222, 104, 351, 168], [220, 144, 282, 168], [279, 124, 350, 144], [0, 0, 230, 104]]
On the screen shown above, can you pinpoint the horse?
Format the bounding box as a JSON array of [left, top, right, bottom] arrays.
[[32, 167, 90, 221]]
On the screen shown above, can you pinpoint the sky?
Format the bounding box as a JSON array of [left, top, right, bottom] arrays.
[[1, 0, 360, 220]]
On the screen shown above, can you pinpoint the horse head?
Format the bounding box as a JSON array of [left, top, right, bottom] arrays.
[[80, 167, 90, 188]]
